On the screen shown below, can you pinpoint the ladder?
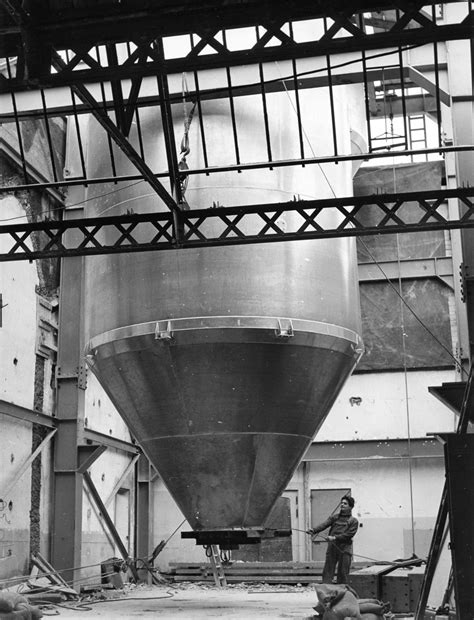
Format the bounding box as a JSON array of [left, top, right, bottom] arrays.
[[408, 113, 427, 162], [208, 545, 227, 588]]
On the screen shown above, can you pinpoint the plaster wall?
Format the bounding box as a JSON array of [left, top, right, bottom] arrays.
[[297, 456, 445, 562], [316, 369, 458, 441], [84, 373, 133, 439], [0, 193, 40, 577], [151, 478, 199, 571], [0, 196, 37, 408]]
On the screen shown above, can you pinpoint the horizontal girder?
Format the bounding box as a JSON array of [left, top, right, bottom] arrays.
[[1, 187, 473, 261]]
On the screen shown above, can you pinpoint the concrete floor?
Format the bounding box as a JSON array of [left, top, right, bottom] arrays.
[[32, 583, 419, 619], [37, 583, 326, 619]]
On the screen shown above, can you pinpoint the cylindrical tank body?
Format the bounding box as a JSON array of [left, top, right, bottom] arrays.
[[84, 77, 364, 532]]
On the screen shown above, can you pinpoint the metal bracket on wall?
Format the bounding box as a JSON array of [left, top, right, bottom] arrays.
[[55, 362, 88, 390], [78, 362, 88, 390]]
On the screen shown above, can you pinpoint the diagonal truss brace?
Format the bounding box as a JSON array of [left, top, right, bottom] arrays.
[[50, 51, 181, 220], [1, 187, 474, 261]]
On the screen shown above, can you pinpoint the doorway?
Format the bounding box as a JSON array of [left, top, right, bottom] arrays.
[[282, 490, 299, 560]]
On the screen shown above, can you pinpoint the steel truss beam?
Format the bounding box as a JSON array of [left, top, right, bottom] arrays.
[[0, 1, 470, 92], [1, 187, 473, 261]]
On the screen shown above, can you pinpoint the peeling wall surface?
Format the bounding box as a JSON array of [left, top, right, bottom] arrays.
[[354, 161, 455, 372]]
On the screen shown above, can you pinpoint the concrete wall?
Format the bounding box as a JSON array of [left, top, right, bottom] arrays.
[[292, 455, 445, 562], [317, 369, 457, 441], [0, 191, 39, 578], [0, 414, 34, 577]]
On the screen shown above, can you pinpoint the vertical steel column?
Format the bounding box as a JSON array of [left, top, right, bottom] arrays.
[[51, 112, 89, 585], [135, 454, 152, 583], [442, 434, 474, 618], [303, 462, 310, 561], [52, 203, 86, 586]]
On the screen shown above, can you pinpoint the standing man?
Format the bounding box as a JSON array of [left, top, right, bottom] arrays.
[[308, 495, 358, 584]]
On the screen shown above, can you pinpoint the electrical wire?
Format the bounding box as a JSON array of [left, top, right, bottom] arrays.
[[396, 228, 417, 557]]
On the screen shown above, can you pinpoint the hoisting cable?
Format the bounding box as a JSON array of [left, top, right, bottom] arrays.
[[147, 518, 187, 564], [394, 158, 416, 558], [178, 73, 197, 204]]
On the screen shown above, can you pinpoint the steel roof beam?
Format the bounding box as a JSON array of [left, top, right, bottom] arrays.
[[0, 143, 470, 196], [0, 64, 448, 122], [1, 1, 455, 50]]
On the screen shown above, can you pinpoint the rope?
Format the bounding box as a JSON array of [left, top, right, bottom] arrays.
[[308, 531, 425, 565]]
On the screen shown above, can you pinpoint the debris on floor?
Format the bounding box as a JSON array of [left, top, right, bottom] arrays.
[[0, 591, 43, 619]]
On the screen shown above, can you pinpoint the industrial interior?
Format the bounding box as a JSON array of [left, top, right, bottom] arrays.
[[0, 1, 473, 618]]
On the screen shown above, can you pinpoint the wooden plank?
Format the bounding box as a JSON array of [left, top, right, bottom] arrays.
[[168, 561, 366, 570], [31, 555, 64, 587], [169, 568, 322, 579], [173, 575, 324, 583], [35, 552, 71, 587], [169, 561, 325, 568]]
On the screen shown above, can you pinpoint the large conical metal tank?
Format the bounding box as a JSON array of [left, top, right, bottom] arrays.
[[83, 76, 364, 541]]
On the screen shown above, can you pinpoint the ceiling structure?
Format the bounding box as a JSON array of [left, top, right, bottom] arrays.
[[0, 0, 472, 259]]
